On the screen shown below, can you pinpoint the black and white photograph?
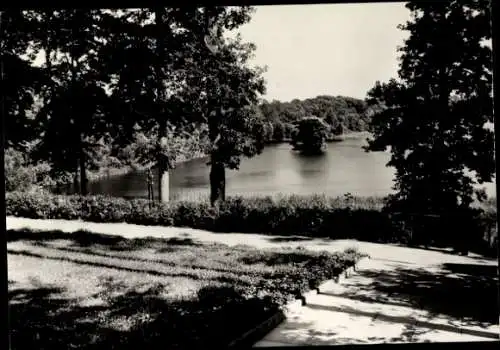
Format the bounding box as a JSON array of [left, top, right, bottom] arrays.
[[3, 1, 499, 348]]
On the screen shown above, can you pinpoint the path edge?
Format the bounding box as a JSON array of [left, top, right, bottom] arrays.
[[229, 255, 371, 348]]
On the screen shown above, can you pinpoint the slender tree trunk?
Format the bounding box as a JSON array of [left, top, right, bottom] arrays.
[[79, 135, 87, 195], [157, 119, 169, 202], [208, 114, 225, 206], [210, 155, 225, 206], [43, 11, 53, 81], [73, 170, 79, 194], [42, 10, 54, 105], [69, 51, 87, 195], [436, 56, 453, 248], [79, 152, 87, 195], [155, 7, 170, 203]]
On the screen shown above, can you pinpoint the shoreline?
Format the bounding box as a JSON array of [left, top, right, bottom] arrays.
[[266, 131, 371, 145], [87, 132, 372, 182], [328, 131, 372, 142], [86, 131, 372, 182], [87, 152, 207, 182]]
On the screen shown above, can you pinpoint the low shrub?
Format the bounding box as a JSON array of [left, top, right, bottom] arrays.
[[5, 191, 496, 248]]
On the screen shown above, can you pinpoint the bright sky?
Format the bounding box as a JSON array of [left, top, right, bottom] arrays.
[[31, 4, 410, 103], [234, 3, 411, 102]]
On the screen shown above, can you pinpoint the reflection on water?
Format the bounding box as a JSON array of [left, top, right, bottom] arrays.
[[88, 138, 496, 200]]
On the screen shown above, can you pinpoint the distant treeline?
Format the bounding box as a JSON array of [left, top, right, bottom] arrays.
[[256, 95, 374, 142]]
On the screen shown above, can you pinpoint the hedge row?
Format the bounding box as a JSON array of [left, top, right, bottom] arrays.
[[5, 191, 397, 241], [5, 191, 497, 246], [235, 248, 364, 304]]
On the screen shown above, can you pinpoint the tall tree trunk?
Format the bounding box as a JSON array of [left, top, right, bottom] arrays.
[[157, 119, 169, 202], [210, 155, 225, 206], [0, 26, 7, 348], [79, 136, 87, 195], [69, 51, 86, 195], [43, 11, 53, 82], [42, 10, 54, 105], [73, 168, 79, 194], [155, 7, 170, 203], [208, 116, 225, 206]]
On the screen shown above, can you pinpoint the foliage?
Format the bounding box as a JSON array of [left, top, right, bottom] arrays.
[[364, 1, 494, 245], [4, 148, 73, 193], [116, 123, 210, 169], [6, 191, 495, 251], [102, 8, 200, 145], [271, 121, 286, 142], [2, 10, 124, 196], [2, 120, 208, 195], [258, 95, 373, 142], [291, 116, 329, 154], [4, 149, 37, 193], [0, 11, 46, 150]]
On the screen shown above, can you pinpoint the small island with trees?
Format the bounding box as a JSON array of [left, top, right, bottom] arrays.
[[290, 116, 330, 154]]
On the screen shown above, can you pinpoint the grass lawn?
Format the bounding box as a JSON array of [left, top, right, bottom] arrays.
[[8, 228, 364, 349]]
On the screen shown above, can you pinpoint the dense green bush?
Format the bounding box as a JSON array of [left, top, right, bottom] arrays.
[[5, 191, 496, 247], [4, 149, 35, 192], [4, 148, 75, 194]]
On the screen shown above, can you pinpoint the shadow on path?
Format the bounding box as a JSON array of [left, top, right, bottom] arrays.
[[266, 236, 321, 243], [7, 228, 207, 251], [305, 303, 498, 339], [394, 244, 499, 262], [322, 262, 499, 329]]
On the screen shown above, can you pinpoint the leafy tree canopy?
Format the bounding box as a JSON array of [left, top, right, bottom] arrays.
[[365, 1, 493, 242]]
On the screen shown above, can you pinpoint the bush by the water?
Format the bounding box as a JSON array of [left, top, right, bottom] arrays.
[[4, 148, 74, 193], [7, 191, 497, 250], [6, 191, 394, 240]]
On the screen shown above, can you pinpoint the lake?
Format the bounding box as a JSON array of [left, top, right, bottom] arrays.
[[88, 137, 497, 200]]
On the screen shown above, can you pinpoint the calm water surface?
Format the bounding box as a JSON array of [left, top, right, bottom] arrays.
[[89, 138, 496, 200]]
